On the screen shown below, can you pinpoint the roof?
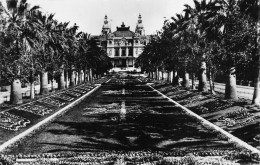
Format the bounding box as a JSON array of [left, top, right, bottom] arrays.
[[113, 31, 134, 37], [113, 22, 134, 37]]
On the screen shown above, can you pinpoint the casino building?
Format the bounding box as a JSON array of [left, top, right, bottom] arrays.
[[98, 14, 150, 72]]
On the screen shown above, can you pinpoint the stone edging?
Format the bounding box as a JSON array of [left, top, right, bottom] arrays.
[[0, 85, 101, 153], [149, 85, 260, 155]]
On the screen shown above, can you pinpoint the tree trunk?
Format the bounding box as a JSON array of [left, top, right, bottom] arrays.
[[59, 69, 65, 90], [29, 71, 35, 99], [156, 67, 159, 80], [172, 71, 180, 86], [161, 71, 164, 80], [81, 71, 84, 82], [30, 81, 35, 99], [191, 73, 196, 90], [51, 79, 55, 92], [252, 59, 260, 104], [167, 71, 170, 82], [89, 68, 93, 82], [0, 73, 2, 92], [50, 71, 55, 92], [70, 71, 75, 87], [65, 70, 69, 88], [78, 70, 82, 84], [198, 61, 208, 92], [208, 67, 216, 95], [10, 79, 23, 104], [84, 66, 87, 83], [40, 71, 49, 95], [87, 70, 90, 82], [225, 67, 238, 100], [170, 71, 173, 83], [252, 14, 260, 105], [183, 72, 190, 88]]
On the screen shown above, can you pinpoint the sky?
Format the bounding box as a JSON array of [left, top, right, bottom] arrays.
[[1, 0, 194, 35]]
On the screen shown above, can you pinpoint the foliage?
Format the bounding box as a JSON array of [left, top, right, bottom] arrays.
[[0, 0, 112, 84], [137, 0, 259, 84]]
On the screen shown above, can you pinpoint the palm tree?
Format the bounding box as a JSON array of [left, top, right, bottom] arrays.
[[202, 0, 241, 100], [56, 22, 74, 89], [239, 0, 260, 105], [171, 13, 195, 88], [34, 12, 61, 95], [76, 31, 91, 83], [183, 0, 211, 92], [2, 0, 39, 104]]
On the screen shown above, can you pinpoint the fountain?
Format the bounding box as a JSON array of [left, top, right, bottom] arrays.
[[120, 87, 126, 120]]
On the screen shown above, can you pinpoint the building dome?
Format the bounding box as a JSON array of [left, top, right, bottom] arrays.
[[135, 14, 145, 35], [101, 15, 111, 34], [102, 24, 110, 29], [136, 23, 143, 28], [113, 31, 134, 37], [113, 22, 134, 37]]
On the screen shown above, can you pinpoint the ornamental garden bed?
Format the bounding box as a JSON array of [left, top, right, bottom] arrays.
[[1, 77, 260, 164], [0, 151, 246, 165], [0, 78, 109, 149], [151, 81, 260, 152]]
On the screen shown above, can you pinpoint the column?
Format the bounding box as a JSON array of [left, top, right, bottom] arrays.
[[126, 47, 129, 56], [119, 47, 122, 56], [112, 48, 115, 57]]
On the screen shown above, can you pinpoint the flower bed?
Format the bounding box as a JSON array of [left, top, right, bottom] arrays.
[[14, 103, 52, 116], [168, 91, 193, 101], [83, 103, 121, 115], [37, 97, 65, 107], [76, 85, 94, 91], [54, 93, 74, 102], [219, 114, 260, 128], [253, 134, 260, 142], [1, 151, 254, 165], [153, 82, 260, 153], [192, 99, 234, 114], [0, 84, 101, 153], [0, 112, 30, 131], [178, 95, 207, 106], [83, 107, 119, 116], [64, 90, 82, 97], [215, 107, 260, 128], [94, 77, 110, 84], [71, 88, 88, 94], [217, 108, 254, 121], [102, 90, 122, 95]]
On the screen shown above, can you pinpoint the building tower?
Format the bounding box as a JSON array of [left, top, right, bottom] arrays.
[[101, 15, 111, 35], [135, 14, 145, 36]]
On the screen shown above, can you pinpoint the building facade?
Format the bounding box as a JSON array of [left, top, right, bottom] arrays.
[[99, 14, 150, 72]]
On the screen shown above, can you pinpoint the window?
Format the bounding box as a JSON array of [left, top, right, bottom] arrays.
[[128, 59, 133, 67], [122, 48, 126, 56], [115, 48, 119, 56], [108, 49, 112, 56], [128, 48, 133, 56], [122, 59, 126, 67]]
